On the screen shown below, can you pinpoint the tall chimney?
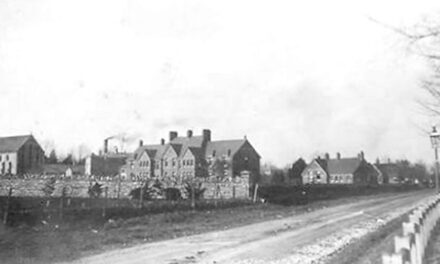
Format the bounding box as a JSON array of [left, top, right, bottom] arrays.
[[202, 129, 211, 142], [169, 131, 178, 142], [139, 140, 143, 147], [325, 153, 330, 160], [336, 152, 341, 160], [187, 130, 193, 138], [161, 138, 165, 145], [359, 151, 365, 161], [104, 139, 109, 154]]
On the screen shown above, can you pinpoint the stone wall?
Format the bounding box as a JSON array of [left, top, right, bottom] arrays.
[[0, 174, 250, 199]]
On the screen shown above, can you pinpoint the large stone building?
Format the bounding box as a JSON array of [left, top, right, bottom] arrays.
[[121, 129, 261, 188], [301, 152, 379, 185], [0, 135, 44, 175]]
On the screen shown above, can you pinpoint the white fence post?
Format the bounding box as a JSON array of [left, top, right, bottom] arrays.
[[383, 194, 440, 264]]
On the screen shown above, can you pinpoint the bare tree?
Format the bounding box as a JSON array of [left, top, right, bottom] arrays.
[[385, 15, 440, 115]]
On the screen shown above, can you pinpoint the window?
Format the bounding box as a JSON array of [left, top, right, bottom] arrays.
[[183, 160, 186, 166], [165, 160, 168, 167], [172, 159, 176, 167], [146, 160, 149, 166], [6, 155, 9, 161], [212, 150, 216, 157]]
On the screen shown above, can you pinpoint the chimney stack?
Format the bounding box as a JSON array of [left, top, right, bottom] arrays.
[[358, 151, 365, 161], [139, 140, 143, 147], [161, 138, 165, 145], [336, 152, 341, 160], [325, 153, 330, 160], [202, 129, 211, 142], [187, 130, 193, 138], [104, 139, 109, 154], [169, 131, 178, 142]]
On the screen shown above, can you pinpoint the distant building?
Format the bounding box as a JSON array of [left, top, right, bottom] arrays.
[[85, 139, 130, 178], [0, 135, 44, 175], [122, 129, 261, 189], [301, 156, 329, 184], [372, 164, 384, 185], [43, 164, 85, 178], [376, 161, 400, 184], [301, 152, 379, 185], [288, 158, 307, 186]]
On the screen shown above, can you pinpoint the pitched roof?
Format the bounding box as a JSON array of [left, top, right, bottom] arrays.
[[170, 136, 204, 148], [315, 158, 328, 173], [205, 139, 247, 158], [186, 147, 204, 160], [169, 144, 183, 156], [0, 135, 33, 153], [132, 144, 168, 161], [327, 158, 362, 175]]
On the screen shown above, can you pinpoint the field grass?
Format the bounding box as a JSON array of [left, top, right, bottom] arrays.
[[0, 190, 427, 264], [0, 194, 395, 264]]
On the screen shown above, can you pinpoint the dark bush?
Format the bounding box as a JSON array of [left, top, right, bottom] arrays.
[[184, 182, 206, 200], [163, 188, 182, 201], [258, 184, 424, 205]]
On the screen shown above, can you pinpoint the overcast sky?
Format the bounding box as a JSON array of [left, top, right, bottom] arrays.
[[1, 0, 440, 166]]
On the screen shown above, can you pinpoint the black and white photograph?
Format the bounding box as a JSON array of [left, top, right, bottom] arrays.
[[1, 1, 440, 263]]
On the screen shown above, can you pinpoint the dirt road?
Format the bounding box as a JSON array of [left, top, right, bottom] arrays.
[[63, 191, 432, 264]]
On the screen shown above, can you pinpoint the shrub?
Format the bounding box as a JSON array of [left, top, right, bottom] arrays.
[[163, 188, 182, 201], [88, 182, 103, 198], [184, 182, 205, 201]]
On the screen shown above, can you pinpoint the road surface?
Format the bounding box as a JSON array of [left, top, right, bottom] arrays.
[[62, 191, 432, 264]]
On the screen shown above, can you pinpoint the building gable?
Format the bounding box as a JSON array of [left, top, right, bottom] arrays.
[[301, 160, 328, 184]]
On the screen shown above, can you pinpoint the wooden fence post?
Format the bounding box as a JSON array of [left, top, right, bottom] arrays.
[[253, 183, 259, 203], [3, 187, 12, 225], [191, 183, 195, 210], [139, 182, 144, 209], [59, 188, 65, 220], [102, 186, 108, 218]]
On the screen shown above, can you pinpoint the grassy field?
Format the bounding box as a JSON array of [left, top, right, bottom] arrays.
[[0, 194, 397, 264]]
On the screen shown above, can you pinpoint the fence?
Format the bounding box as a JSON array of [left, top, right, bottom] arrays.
[[382, 193, 440, 264], [0, 175, 250, 199]]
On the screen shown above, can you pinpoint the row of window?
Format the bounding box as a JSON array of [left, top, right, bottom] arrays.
[[211, 150, 232, 157], [156, 159, 195, 168], [163, 171, 194, 177], [139, 160, 150, 167], [329, 174, 353, 183], [1, 162, 12, 174], [0, 155, 9, 162]]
